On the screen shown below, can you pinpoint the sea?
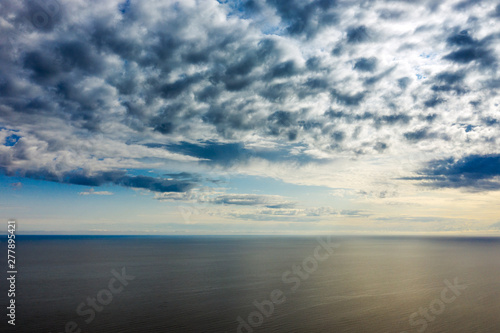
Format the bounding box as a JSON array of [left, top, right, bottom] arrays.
[[0, 235, 499, 332]]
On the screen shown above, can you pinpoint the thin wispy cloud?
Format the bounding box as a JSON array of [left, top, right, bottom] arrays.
[[79, 188, 114, 196]]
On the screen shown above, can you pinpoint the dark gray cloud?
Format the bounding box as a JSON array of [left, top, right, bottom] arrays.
[[331, 89, 366, 106], [353, 57, 378, 72], [118, 175, 196, 192], [268, 60, 300, 78], [410, 154, 500, 191], [0, 167, 196, 193], [378, 9, 405, 20], [265, 0, 340, 38], [482, 117, 498, 127], [453, 0, 484, 11], [404, 128, 438, 142], [492, 4, 500, 18], [164, 172, 201, 182], [419, 113, 438, 123], [158, 141, 254, 167], [397, 77, 411, 90], [376, 114, 411, 126], [154, 140, 325, 166], [424, 95, 446, 108], [374, 141, 388, 152], [429, 70, 467, 95], [346, 25, 371, 43], [442, 30, 497, 68], [324, 110, 411, 128], [267, 110, 297, 135]]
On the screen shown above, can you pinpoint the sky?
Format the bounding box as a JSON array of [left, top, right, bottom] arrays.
[[0, 0, 499, 235]]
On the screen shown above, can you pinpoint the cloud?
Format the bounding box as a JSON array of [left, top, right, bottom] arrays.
[[346, 25, 372, 43], [157, 141, 254, 167], [404, 128, 439, 142], [3, 168, 198, 193], [442, 30, 497, 68], [212, 194, 295, 208], [156, 140, 325, 167], [410, 154, 500, 191], [156, 189, 296, 209], [226, 206, 370, 222], [0, 0, 499, 200], [79, 188, 114, 196], [264, 0, 340, 38], [353, 57, 378, 72], [164, 172, 202, 182]]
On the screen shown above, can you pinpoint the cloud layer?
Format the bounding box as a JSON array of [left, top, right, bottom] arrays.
[[1, 0, 499, 197]]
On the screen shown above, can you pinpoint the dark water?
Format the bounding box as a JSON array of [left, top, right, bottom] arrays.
[[1, 236, 499, 332]]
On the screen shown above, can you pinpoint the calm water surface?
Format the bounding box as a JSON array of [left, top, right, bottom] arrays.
[[0, 235, 499, 332]]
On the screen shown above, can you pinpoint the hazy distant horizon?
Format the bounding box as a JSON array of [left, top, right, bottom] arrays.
[[6, 231, 500, 237]]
